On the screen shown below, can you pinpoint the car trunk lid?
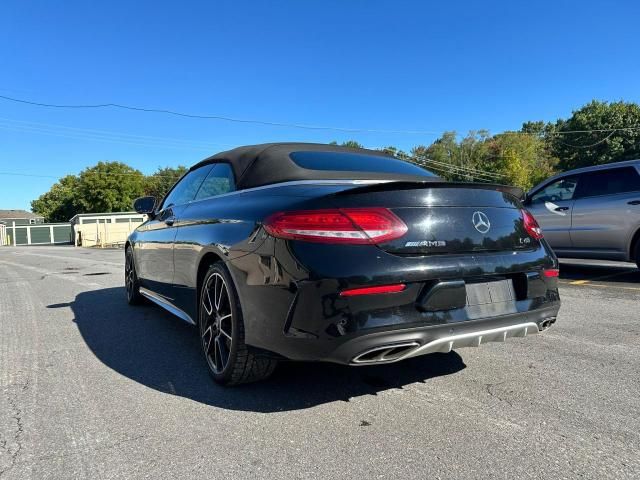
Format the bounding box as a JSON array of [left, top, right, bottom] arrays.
[[329, 181, 534, 255]]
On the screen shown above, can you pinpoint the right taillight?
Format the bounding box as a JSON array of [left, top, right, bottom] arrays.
[[522, 209, 544, 240]]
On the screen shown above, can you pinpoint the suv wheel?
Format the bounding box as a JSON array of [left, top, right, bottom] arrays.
[[199, 262, 277, 386]]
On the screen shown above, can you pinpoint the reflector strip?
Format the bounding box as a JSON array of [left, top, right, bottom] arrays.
[[542, 269, 560, 278], [339, 284, 406, 297]]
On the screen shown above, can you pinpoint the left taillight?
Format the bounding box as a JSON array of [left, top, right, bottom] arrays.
[[263, 208, 408, 245], [522, 209, 544, 240]]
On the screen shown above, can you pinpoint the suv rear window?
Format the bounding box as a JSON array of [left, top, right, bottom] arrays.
[[289, 151, 435, 177], [576, 166, 640, 198]]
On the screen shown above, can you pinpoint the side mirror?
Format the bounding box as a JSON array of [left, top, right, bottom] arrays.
[[133, 196, 156, 216]]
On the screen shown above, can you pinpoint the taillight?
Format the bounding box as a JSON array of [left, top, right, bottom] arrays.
[[263, 208, 408, 244], [542, 268, 559, 278], [522, 209, 544, 240]]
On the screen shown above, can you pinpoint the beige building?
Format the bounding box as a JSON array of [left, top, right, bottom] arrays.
[[70, 212, 147, 247]]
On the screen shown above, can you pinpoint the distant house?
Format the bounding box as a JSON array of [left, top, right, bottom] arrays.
[[0, 210, 70, 246], [0, 210, 45, 227]]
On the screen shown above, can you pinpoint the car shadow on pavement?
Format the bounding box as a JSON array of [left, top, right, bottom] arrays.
[[53, 286, 466, 412]]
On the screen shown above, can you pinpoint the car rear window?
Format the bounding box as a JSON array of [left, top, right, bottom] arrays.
[[289, 151, 435, 176]]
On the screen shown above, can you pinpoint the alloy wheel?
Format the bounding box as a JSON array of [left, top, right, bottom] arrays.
[[125, 250, 135, 300], [201, 272, 234, 374]]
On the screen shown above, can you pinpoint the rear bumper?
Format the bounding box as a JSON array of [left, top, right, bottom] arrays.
[[329, 304, 558, 365], [228, 237, 560, 365], [240, 279, 559, 365]]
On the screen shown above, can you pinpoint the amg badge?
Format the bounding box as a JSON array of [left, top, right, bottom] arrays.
[[405, 240, 447, 247]]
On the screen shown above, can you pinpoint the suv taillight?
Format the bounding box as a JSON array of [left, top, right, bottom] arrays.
[[263, 208, 408, 245], [522, 209, 544, 240]]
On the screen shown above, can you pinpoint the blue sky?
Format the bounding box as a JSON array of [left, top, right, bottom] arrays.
[[1, 0, 639, 210]]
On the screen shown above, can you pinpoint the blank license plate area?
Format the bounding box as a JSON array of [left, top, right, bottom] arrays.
[[465, 279, 517, 318]]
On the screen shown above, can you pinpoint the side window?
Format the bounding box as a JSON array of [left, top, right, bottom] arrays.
[[160, 165, 213, 210], [530, 177, 578, 204], [194, 164, 236, 200], [575, 167, 640, 198]]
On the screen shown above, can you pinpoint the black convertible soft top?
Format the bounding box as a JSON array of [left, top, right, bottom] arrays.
[[191, 142, 438, 190]]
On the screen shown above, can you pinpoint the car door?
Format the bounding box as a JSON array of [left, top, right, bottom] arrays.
[[171, 163, 237, 315], [570, 166, 640, 257], [135, 164, 213, 299], [526, 175, 579, 249]]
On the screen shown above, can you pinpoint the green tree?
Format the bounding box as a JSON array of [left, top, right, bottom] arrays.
[[379, 145, 410, 160], [412, 132, 459, 180], [30, 162, 198, 220], [486, 132, 558, 190], [31, 175, 79, 222], [412, 131, 493, 181], [144, 166, 187, 201], [75, 161, 146, 213], [521, 120, 554, 137], [550, 100, 640, 170], [329, 140, 364, 149]]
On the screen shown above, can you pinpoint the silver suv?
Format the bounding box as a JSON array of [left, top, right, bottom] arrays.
[[524, 159, 640, 268]]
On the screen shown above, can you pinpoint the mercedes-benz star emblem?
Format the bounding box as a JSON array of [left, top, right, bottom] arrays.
[[472, 211, 491, 234]]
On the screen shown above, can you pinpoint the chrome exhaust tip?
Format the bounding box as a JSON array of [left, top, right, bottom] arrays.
[[539, 317, 556, 330], [351, 342, 420, 364]]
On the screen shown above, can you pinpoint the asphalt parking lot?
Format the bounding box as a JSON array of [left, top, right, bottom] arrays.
[[1, 246, 639, 479]]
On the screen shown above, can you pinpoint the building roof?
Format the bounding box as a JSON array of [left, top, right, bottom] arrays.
[[192, 142, 437, 189], [0, 209, 43, 220], [69, 211, 144, 223]]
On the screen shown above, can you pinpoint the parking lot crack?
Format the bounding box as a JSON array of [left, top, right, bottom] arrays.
[[485, 381, 513, 407], [0, 380, 29, 479]]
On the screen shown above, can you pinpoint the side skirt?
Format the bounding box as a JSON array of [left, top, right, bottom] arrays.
[[553, 248, 628, 262], [139, 287, 196, 325]]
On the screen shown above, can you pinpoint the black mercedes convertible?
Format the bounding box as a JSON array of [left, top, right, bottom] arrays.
[[125, 143, 561, 385]]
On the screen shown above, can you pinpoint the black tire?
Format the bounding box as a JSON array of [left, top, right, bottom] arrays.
[[635, 240, 640, 270], [125, 247, 143, 305], [199, 262, 277, 386]]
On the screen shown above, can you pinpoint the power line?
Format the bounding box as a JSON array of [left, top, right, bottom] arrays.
[[415, 156, 504, 178], [414, 159, 500, 181], [0, 171, 59, 179], [0, 143, 507, 184], [0, 170, 184, 180], [553, 130, 618, 149], [0, 117, 236, 151], [0, 117, 236, 147], [0, 94, 443, 135], [0, 156, 502, 183], [0, 123, 213, 151], [0, 119, 506, 181], [416, 164, 496, 182], [2, 93, 640, 137]]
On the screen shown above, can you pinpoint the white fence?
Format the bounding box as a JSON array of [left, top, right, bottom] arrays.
[[0, 224, 6, 246]]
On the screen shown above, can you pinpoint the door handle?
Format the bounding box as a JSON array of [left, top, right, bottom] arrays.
[[627, 200, 640, 205], [554, 206, 570, 212], [164, 216, 175, 226]]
